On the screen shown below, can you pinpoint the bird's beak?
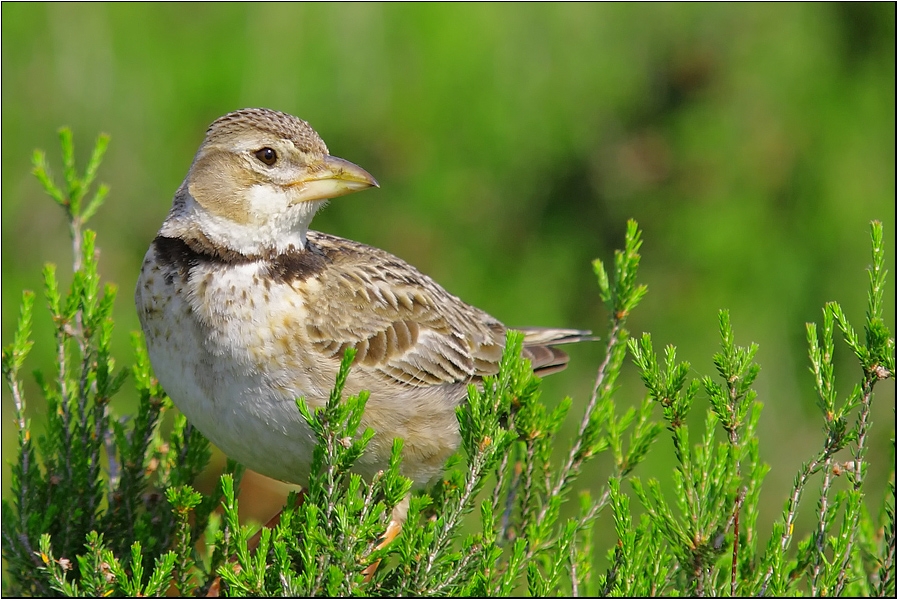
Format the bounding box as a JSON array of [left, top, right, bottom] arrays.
[[289, 155, 379, 203]]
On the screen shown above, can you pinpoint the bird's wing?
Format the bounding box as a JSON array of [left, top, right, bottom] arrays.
[[300, 232, 592, 387], [302, 233, 505, 387]]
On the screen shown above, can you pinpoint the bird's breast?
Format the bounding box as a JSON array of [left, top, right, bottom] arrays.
[[135, 242, 334, 483]]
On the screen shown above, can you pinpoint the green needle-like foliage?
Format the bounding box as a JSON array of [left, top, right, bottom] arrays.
[[2, 129, 894, 597]]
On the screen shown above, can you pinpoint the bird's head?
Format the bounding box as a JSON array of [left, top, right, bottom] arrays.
[[164, 108, 378, 255]]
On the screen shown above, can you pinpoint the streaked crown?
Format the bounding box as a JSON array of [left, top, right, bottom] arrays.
[[204, 108, 329, 155]]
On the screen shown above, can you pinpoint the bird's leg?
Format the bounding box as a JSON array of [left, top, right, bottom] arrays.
[[361, 493, 410, 581]]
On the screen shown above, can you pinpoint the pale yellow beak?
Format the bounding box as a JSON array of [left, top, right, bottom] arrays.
[[290, 155, 379, 203]]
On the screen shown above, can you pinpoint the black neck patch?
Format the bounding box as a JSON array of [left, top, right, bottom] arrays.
[[152, 234, 333, 283]]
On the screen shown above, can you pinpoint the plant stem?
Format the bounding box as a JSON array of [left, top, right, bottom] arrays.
[[810, 455, 836, 595], [418, 449, 489, 593], [759, 443, 836, 593], [731, 488, 745, 596], [569, 536, 580, 597], [835, 376, 877, 594], [548, 320, 621, 518]]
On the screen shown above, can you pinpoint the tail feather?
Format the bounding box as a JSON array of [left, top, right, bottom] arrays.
[[515, 327, 595, 377]]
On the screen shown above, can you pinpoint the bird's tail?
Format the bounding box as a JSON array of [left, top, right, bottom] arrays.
[[516, 327, 596, 377]]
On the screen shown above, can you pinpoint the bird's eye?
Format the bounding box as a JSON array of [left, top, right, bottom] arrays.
[[254, 147, 278, 166]]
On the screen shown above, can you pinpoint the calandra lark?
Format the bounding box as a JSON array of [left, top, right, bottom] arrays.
[[136, 108, 591, 541]]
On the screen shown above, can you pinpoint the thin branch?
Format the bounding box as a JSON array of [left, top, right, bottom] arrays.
[[875, 500, 896, 597], [7, 371, 32, 532], [759, 443, 836, 593], [835, 376, 877, 594], [491, 450, 510, 514], [543, 319, 622, 523], [731, 488, 746, 596], [428, 541, 482, 595], [569, 536, 580, 597], [810, 455, 836, 595], [69, 218, 84, 274], [519, 320, 623, 567], [415, 449, 490, 592]]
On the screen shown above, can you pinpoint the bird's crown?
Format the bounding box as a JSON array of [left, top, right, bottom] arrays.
[[204, 108, 329, 155]]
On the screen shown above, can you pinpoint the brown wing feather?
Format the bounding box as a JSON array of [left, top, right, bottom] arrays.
[[302, 232, 592, 387], [303, 232, 504, 386]]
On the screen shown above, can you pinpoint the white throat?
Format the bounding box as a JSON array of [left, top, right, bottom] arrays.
[[160, 184, 327, 256]]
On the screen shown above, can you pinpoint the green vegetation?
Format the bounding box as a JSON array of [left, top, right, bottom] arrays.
[[2, 132, 893, 595]]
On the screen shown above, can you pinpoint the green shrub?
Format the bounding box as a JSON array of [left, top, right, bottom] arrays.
[[2, 130, 894, 597]]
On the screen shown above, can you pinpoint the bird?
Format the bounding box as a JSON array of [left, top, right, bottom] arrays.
[[135, 107, 592, 563]]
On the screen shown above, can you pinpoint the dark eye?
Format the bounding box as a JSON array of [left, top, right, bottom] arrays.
[[254, 147, 277, 166]]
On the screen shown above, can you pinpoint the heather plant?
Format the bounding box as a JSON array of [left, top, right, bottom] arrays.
[[2, 130, 893, 596]]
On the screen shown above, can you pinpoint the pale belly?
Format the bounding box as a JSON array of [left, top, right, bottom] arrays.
[[147, 339, 321, 484], [137, 261, 324, 484]]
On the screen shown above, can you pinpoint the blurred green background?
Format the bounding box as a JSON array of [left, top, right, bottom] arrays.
[[2, 2, 895, 565]]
